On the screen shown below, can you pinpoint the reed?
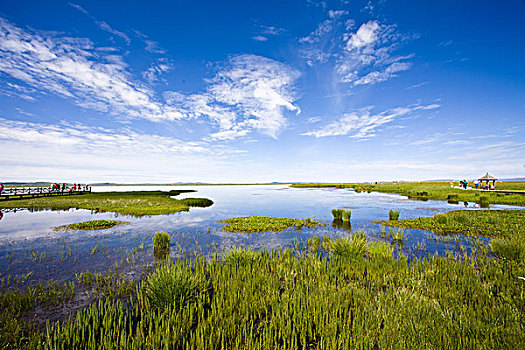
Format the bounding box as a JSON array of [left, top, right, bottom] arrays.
[[145, 260, 207, 310], [331, 209, 343, 220], [389, 209, 400, 220], [153, 231, 170, 251], [342, 209, 351, 221], [390, 227, 405, 242]]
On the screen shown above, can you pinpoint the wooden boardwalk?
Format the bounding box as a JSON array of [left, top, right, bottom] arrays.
[[0, 186, 91, 201]]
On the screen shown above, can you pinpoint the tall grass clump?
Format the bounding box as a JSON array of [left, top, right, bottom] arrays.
[[332, 209, 343, 220], [145, 261, 207, 310], [490, 239, 525, 262], [342, 209, 351, 221], [308, 236, 321, 252], [479, 196, 490, 208], [390, 228, 405, 242], [224, 246, 260, 267], [153, 231, 170, 259], [332, 231, 367, 260], [389, 209, 400, 220], [367, 241, 394, 259]]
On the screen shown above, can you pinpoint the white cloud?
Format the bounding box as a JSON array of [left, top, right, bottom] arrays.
[[165, 54, 300, 140], [0, 17, 183, 122], [299, 14, 413, 86], [144, 39, 166, 54], [252, 36, 268, 42], [337, 20, 413, 86], [260, 25, 286, 36], [299, 19, 333, 44], [346, 20, 380, 50], [303, 103, 439, 139], [142, 58, 173, 83], [69, 3, 89, 15], [0, 117, 249, 182], [352, 61, 411, 85], [96, 21, 130, 45]]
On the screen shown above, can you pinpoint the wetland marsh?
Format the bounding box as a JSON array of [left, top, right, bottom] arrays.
[[0, 184, 524, 348]]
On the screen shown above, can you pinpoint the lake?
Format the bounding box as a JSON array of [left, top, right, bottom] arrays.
[[0, 185, 519, 283]]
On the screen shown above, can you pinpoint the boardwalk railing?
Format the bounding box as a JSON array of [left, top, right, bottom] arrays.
[[0, 186, 91, 201]]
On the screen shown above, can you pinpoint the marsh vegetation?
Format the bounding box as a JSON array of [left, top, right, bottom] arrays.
[[219, 216, 323, 233], [291, 181, 525, 206], [54, 220, 128, 231], [1, 242, 524, 349]]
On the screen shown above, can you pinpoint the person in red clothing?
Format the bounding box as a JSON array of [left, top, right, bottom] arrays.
[[0, 182, 4, 195]]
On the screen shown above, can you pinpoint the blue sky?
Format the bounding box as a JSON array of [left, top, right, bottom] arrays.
[[0, 0, 523, 183]]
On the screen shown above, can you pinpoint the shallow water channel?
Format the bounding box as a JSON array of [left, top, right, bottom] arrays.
[[0, 184, 520, 283]]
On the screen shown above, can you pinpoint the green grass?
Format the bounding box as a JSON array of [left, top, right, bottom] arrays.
[[219, 216, 323, 233], [180, 198, 214, 207], [153, 231, 170, 252], [375, 210, 524, 239], [6, 245, 523, 349], [389, 209, 400, 220], [54, 220, 127, 231], [0, 190, 213, 216], [331, 208, 343, 220], [145, 260, 207, 310], [375, 210, 525, 262], [291, 181, 525, 206]]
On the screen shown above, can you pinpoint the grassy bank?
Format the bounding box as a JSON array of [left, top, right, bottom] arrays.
[[54, 220, 128, 231], [2, 241, 524, 349], [374, 210, 525, 262], [374, 210, 525, 239], [219, 216, 323, 233], [0, 190, 213, 216], [291, 182, 525, 206]]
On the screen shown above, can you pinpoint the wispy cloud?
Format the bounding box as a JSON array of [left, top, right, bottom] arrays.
[[337, 20, 413, 85], [406, 81, 429, 90], [299, 12, 414, 86], [68, 2, 88, 15], [0, 17, 182, 121], [96, 21, 130, 45], [303, 103, 439, 139], [252, 36, 268, 42], [165, 54, 300, 140]]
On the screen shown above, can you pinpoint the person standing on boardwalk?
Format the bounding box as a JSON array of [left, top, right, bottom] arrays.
[[0, 182, 4, 195]]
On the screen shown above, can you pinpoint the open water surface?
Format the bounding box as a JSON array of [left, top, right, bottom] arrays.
[[0, 185, 520, 283]]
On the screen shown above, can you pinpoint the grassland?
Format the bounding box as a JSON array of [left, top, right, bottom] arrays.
[[1, 242, 524, 349], [374, 210, 524, 239], [54, 220, 128, 231], [0, 190, 213, 216], [219, 216, 323, 233], [374, 209, 525, 262], [291, 181, 525, 206]]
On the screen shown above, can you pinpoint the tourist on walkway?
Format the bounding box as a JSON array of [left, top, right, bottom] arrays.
[[0, 182, 3, 195]]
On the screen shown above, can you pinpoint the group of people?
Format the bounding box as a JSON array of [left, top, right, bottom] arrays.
[[454, 179, 493, 190], [50, 183, 90, 192]]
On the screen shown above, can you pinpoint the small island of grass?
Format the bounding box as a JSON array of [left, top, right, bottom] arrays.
[[219, 216, 323, 233], [54, 220, 128, 231]]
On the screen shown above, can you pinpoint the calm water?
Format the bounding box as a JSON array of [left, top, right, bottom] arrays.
[[0, 185, 520, 283]]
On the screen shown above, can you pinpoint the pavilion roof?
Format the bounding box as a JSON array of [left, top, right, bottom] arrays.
[[479, 172, 497, 181]]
